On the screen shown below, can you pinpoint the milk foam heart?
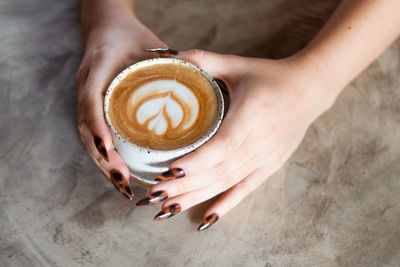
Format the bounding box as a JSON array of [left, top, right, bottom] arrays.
[[132, 80, 199, 135]]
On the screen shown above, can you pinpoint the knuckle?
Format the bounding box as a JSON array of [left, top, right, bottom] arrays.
[[76, 66, 87, 86], [83, 73, 97, 90], [76, 120, 87, 135], [76, 48, 111, 89], [77, 87, 95, 107], [91, 46, 113, 62]]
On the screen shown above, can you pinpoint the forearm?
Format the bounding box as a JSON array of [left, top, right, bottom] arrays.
[[80, 0, 136, 43], [294, 0, 400, 108]]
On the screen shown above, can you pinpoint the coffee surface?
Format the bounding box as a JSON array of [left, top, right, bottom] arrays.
[[109, 63, 218, 150]]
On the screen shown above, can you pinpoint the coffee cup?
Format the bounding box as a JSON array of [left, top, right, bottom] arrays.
[[104, 58, 224, 186]]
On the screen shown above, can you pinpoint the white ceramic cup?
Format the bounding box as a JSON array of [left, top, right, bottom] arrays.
[[104, 58, 224, 186]]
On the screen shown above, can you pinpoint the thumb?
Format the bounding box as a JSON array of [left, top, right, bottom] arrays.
[[175, 49, 242, 84]]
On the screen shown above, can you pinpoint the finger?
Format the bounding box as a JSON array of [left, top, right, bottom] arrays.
[[148, 158, 261, 220], [77, 56, 122, 162], [137, 151, 262, 207], [150, 137, 257, 198], [150, 150, 282, 222], [150, 179, 226, 221], [175, 49, 244, 84], [106, 150, 134, 200], [76, 63, 89, 91], [197, 168, 267, 231], [77, 121, 133, 200]]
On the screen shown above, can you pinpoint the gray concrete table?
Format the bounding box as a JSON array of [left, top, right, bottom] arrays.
[[1, 0, 400, 266]]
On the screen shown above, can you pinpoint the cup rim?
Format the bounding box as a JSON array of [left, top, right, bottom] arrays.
[[104, 57, 224, 155]]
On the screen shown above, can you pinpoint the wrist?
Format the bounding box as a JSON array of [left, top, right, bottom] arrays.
[[81, 0, 137, 44], [84, 14, 148, 54], [284, 50, 344, 116]]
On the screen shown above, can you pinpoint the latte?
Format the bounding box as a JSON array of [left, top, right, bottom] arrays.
[[108, 62, 218, 150]]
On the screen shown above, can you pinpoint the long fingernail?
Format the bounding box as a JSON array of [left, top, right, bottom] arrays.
[[136, 190, 168, 206], [154, 168, 185, 182], [94, 136, 109, 162], [145, 48, 179, 57], [215, 79, 229, 96], [110, 170, 133, 200], [153, 203, 181, 221], [197, 213, 219, 231]]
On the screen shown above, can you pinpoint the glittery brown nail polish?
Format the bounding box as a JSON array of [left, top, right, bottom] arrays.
[[153, 204, 182, 221], [110, 170, 133, 200], [136, 190, 168, 206], [215, 79, 230, 116], [215, 79, 229, 96], [154, 168, 185, 182], [145, 48, 179, 57], [197, 213, 219, 231], [94, 136, 109, 162]]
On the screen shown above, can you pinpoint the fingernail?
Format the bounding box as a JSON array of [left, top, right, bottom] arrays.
[[215, 79, 229, 96], [145, 48, 179, 57], [136, 190, 168, 206], [110, 170, 133, 200], [154, 168, 185, 182], [153, 203, 181, 221], [197, 213, 219, 231], [94, 136, 109, 162]]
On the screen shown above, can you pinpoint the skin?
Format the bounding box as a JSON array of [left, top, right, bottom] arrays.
[[77, 0, 400, 228], [77, 0, 166, 182]]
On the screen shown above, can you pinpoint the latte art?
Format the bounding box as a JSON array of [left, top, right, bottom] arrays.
[[109, 62, 218, 150], [132, 80, 199, 135]]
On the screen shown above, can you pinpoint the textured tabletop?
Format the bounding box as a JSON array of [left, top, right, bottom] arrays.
[[1, 0, 400, 266]]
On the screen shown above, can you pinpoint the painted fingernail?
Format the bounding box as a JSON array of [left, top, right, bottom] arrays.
[[94, 136, 109, 162], [154, 168, 185, 182], [145, 48, 179, 57], [110, 170, 133, 200], [153, 203, 182, 221], [136, 190, 168, 206], [215, 79, 229, 96], [197, 213, 219, 231]]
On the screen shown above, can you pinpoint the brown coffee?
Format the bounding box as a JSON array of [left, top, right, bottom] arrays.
[[108, 62, 218, 150]]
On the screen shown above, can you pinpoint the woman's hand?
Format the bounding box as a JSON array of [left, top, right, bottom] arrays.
[[139, 0, 400, 231], [137, 49, 334, 230], [76, 7, 167, 199]]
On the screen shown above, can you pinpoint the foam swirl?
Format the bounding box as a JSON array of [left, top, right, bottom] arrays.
[[131, 80, 199, 135]]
